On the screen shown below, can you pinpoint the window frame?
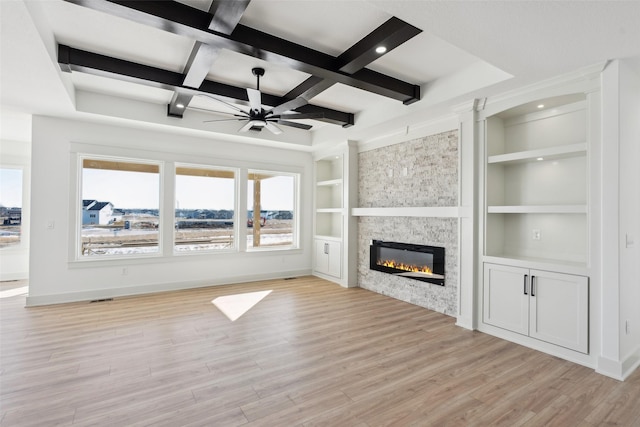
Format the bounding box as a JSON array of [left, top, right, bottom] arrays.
[[246, 168, 300, 252], [173, 163, 239, 255], [0, 165, 25, 251], [76, 154, 164, 261]]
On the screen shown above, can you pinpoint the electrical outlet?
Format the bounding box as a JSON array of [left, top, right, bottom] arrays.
[[626, 320, 630, 335], [532, 229, 541, 240], [122, 267, 128, 276]]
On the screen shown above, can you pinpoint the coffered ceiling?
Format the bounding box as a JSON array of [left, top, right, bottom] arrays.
[[2, 1, 640, 148]]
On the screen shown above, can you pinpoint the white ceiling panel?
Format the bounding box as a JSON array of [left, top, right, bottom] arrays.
[[2, 0, 640, 148], [42, 0, 195, 73]]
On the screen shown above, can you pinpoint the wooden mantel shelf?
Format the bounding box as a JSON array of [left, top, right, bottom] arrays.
[[351, 206, 470, 218]]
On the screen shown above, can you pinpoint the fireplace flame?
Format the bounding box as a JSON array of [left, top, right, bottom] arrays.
[[376, 259, 432, 274]]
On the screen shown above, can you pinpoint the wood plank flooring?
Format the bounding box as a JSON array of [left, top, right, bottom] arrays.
[[1, 276, 639, 426]]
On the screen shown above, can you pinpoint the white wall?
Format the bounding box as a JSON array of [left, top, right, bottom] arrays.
[[599, 59, 640, 380], [618, 59, 640, 372], [0, 138, 31, 281], [28, 116, 313, 305]]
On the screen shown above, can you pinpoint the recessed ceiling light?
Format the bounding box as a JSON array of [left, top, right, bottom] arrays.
[[537, 104, 544, 109], [375, 46, 387, 54], [537, 157, 544, 161], [176, 103, 185, 109]]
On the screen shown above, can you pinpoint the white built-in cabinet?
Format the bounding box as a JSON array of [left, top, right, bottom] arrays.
[[483, 263, 588, 353], [314, 239, 341, 278], [479, 89, 596, 358], [313, 142, 357, 287]]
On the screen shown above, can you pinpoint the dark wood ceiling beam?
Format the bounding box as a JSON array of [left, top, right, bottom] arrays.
[[58, 44, 354, 127], [336, 17, 421, 75], [269, 77, 336, 116], [209, 0, 251, 34], [169, 1, 250, 117], [168, 91, 194, 118], [274, 16, 422, 115], [181, 43, 221, 89], [62, 0, 420, 104]]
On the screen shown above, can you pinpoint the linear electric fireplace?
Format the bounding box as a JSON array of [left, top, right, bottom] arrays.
[[370, 240, 445, 286]]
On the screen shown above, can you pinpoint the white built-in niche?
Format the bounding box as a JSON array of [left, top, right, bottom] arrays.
[[484, 95, 588, 267]]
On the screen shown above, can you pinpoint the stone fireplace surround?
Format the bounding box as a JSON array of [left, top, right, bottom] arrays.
[[357, 130, 459, 316]]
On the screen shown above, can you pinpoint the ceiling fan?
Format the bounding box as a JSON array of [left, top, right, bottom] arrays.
[[197, 67, 323, 135]]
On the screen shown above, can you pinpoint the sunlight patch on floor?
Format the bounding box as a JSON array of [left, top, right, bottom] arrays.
[[212, 290, 272, 321], [0, 286, 28, 299]]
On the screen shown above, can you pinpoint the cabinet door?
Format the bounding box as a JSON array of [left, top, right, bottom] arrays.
[[529, 270, 588, 353], [483, 263, 529, 336], [314, 240, 329, 275], [327, 240, 341, 278]]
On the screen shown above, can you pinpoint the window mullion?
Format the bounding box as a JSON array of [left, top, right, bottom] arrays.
[[238, 168, 248, 253], [161, 161, 174, 257]]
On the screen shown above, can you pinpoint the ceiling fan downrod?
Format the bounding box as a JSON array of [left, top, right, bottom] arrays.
[[252, 67, 265, 91]]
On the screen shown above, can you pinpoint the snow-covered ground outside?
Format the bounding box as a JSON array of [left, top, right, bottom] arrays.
[[81, 226, 293, 256]]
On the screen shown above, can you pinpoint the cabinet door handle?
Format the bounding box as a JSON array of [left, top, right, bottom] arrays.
[[531, 275, 536, 297], [324, 243, 329, 254], [524, 274, 528, 295]]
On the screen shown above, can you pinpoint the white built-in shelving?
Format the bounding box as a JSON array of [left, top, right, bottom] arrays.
[[483, 97, 589, 267], [314, 156, 343, 240], [313, 142, 358, 287]]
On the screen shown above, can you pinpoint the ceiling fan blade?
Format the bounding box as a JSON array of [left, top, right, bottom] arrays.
[[267, 97, 308, 116], [276, 112, 324, 121], [190, 106, 248, 119], [203, 118, 246, 123], [264, 122, 283, 135], [195, 93, 248, 114], [247, 88, 262, 113], [274, 120, 313, 130], [239, 121, 257, 133]]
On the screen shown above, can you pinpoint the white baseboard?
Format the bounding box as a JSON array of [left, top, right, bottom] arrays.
[[25, 269, 312, 306], [597, 349, 640, 381], [0, 272, 28, 282], [455, 315, 475, 330]]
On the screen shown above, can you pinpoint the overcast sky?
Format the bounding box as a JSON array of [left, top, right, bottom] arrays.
[[0, 168, 22, 208], [82, 169, 294, 210]]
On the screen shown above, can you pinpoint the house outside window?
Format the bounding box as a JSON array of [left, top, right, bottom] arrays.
[[174, 165, 237, 252], [80, 157, 161, 258]]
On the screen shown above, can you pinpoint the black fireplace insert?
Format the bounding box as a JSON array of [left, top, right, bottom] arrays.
[[370, 240, 445, 286]]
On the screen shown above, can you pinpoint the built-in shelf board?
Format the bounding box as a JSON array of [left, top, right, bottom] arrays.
[[487, 143, 586, 165], [316, 178, 343, 187], [316, 208, 343, 214], [352, 206, 469, 218], [314, 235, 342, 242], [483, 255, 588, 276], [487, 205, 587, 214]]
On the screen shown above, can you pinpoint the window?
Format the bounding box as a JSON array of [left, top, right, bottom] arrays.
[[247, 170, 297, 249], [80, 157, 160, 257], [0, 167, 23, 249], [174, 165, 236, 252]]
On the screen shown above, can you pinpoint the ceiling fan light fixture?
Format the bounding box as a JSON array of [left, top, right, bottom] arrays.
[[375, 46, 387, 54]]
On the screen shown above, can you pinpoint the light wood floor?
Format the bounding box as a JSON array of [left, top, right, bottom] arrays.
[[1, 277, 639, 426]]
